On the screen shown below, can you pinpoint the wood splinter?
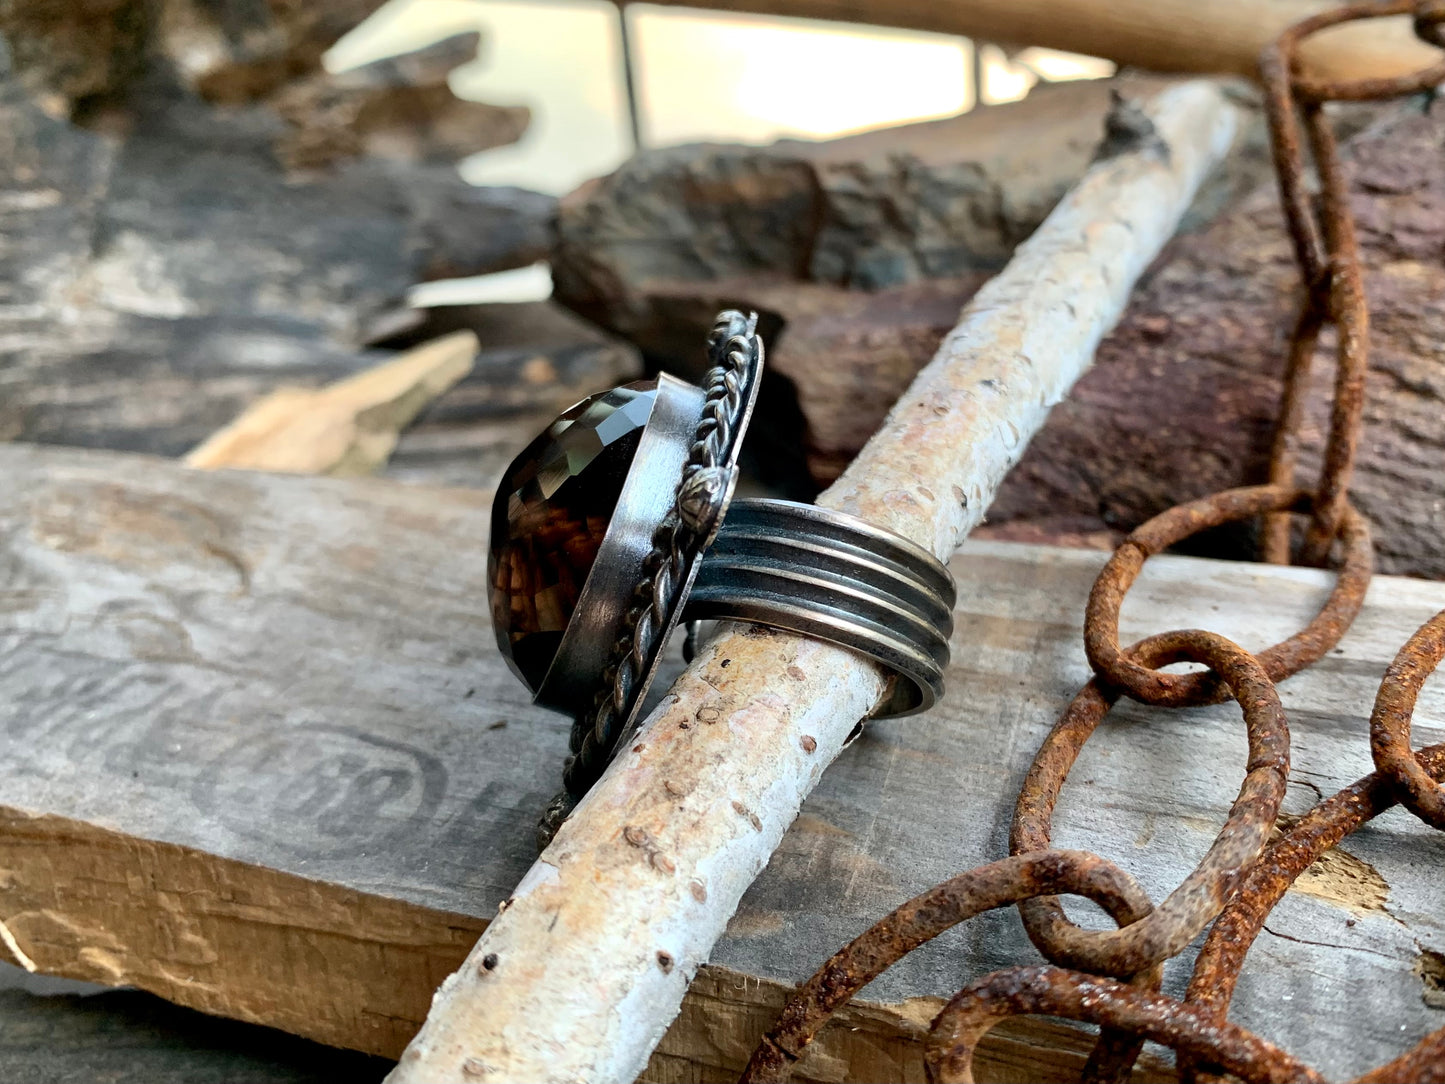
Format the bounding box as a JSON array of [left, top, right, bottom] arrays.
[[388, 82, 1242, 1084], [0, 915, 38, 973], [184, 330, 477, 476]]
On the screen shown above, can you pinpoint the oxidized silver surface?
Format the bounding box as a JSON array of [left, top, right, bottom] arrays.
[[487, 311, 956, 848]]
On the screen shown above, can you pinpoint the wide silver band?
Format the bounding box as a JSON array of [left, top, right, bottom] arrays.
[[687, 499, 955, 717]]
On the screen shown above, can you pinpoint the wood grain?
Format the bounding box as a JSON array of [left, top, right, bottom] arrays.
[[0, 443, 1441, 1081]]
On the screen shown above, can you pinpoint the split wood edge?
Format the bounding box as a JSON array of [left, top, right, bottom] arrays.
[[183, 330, 477, 476], [387, 82, 1242, 1084], [0, 803, 1172, 1081]]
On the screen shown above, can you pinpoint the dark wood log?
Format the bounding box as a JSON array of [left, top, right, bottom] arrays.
[[985, 101, 1445, 579], [554, 88, 1445, 579], [0, 442, 1440, 1081], [0, 39, 568, 477], [554, 79, 1167, 338], [550, 77, 1200, 495], [549, 78, 1280, 491]]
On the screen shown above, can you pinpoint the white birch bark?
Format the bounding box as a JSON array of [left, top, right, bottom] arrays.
[[388, 80, 1241, 1084]]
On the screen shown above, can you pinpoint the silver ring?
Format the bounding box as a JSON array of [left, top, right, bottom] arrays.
[[486, 311, 955, 846], [690, 498, 954, 718]]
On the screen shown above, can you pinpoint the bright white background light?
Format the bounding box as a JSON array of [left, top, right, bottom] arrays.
[[331, 0, 1111, 195]]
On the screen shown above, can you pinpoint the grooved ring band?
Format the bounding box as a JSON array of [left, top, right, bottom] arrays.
[[687, 498, 956, 717]]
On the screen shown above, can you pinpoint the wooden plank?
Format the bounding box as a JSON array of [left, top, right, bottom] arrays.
[[0, 442, 1441, 1081]]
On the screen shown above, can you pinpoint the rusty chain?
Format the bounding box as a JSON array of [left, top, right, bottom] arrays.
[[741, 4, 1445, 1081]]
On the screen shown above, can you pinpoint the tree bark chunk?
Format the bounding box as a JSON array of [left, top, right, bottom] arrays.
[[985, 102, 1445, 578]]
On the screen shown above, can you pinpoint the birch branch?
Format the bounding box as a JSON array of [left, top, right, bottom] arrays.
[[388, 81, 1241, 1084]]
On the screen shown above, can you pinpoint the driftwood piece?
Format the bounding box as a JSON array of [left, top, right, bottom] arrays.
[[0, 0, 384, 114], [0, 443, 1442, 1083], [391, 82, 1242, 1083], [628, 0, 1437, 86], [0, 0, 527, 168], [256, 33, 530, 173], [183, 332, 477, 476], [0, 40, 556, 464]]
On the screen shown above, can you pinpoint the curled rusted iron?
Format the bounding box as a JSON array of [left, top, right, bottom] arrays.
[[738, 849, 1154, 1083], [1258, 1, 1405, 562], [1369, 611, 1445, 829], [1181, 742, 1445, 1084], [1262, 305, 1326, 564], [1083, 487, 1371, 707], [1011, 630, 1288, 978], [1280, 0, 1445, 103], [741, 5, 1445, 1082], [926, 966, 1325, 1084]]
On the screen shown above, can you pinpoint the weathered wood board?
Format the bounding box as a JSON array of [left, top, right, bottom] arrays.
[[0, 443, 1441, 1082]]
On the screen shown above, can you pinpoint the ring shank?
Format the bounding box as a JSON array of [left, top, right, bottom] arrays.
[[686, 498, 955, 717]]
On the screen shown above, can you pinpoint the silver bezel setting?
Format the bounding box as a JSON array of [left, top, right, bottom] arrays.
[[531, 372, 705, 715], [559, 313, 764, 793]]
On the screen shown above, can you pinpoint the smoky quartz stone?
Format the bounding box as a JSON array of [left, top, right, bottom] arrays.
[[488, 380, 659, 691]]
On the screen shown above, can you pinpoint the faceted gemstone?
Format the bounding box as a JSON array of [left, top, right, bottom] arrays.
[[489, 381, 659, 692]]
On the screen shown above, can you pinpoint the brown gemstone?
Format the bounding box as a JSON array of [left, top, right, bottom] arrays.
[[488, 381, 658, 692]]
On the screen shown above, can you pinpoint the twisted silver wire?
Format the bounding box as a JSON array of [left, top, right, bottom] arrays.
[[539, 311, 761, 847]]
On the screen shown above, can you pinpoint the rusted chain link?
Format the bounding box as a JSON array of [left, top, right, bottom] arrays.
[[1182, 741, 1445, 1084], [738, 849, 1155, 1084], [1084, 486, 1372, 707], [741, 4, 1445, 1082], [1261, 307, 1325, 563], [927, 967, 1325, 1084], [1011, 630, 1289, 978], [1369, 611, 1445, 828]]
